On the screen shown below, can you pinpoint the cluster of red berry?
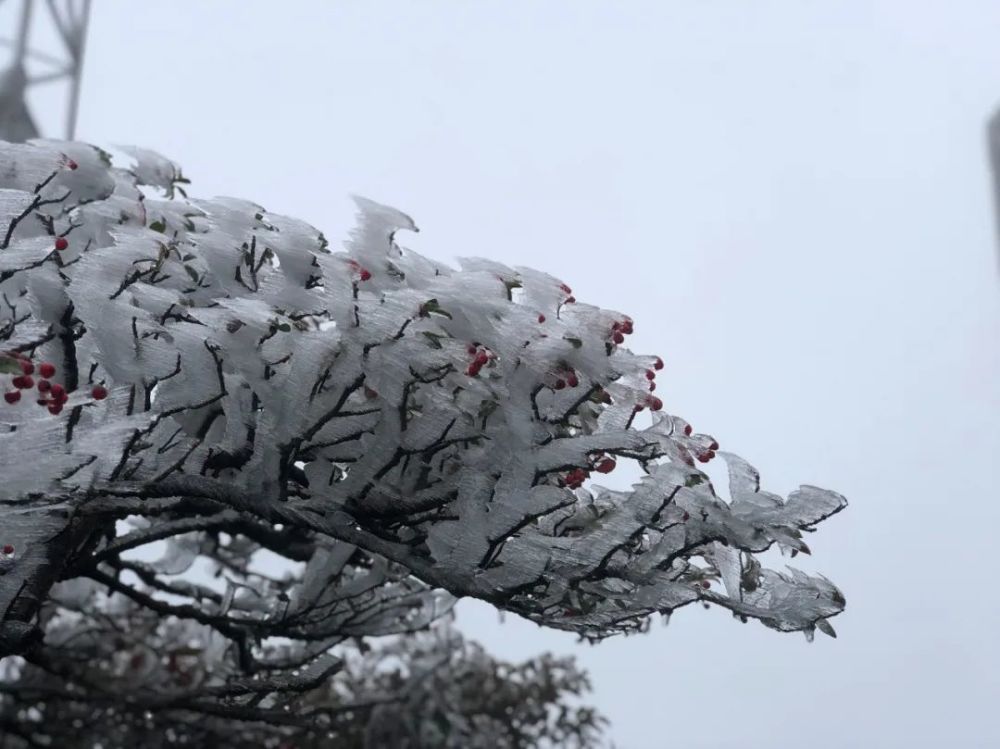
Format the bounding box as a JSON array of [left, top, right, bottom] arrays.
[[465, 344, 495, 377], [592, 453, 617, 474], [669, 421, 718, 463], [647, 357, 664, 390], [346, 258, 372, 282], [551, 367, 579, 390], [560, 467, 589, 489], [558, 452, 619, 490], [610, 316, 634, 345], [2, 355, 107, 413], [696, 438, 719, 464], [676, 421, 718, 463], [633, 359, 665, 413]]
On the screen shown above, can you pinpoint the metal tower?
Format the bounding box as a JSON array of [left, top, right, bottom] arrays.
[[0, 0, 91, 141]]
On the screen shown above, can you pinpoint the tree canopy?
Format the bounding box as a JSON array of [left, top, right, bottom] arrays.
[[0, 139, 846, 745]]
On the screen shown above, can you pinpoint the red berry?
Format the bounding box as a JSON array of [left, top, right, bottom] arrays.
[[653, 356, 664, 371], [566, 373, 579, 388], [467, 344, 478, 355], [37, 380, 50, 393], [612, 331, 624, 344], [91, 385, 108, 400], [67, 159, 78, 170], [4, 391, 20, 404], [559, 283, 572, 294], [1, 544, 13, 554], [50, 384, 66, 400], [708, 439, 719, 451], [553, 379, 566, 390], [537, 314, 546, 323], [647, 396, 663, 411], [474, 352, 489, 366], [649, 381, 656, 391], [700, 580, 711, 589], [611, 321, 621, 331], [645, 369, 655, 381], [54, 237, 68, 251], [359, 268, 371, 281], [696, 450, 715, 463], [565, 296, 575, 304], [684, 424, 693, 436], [466, 364, 480, 377], [18, 360, 34, 376], [595, 458, 616, 474], [48, 403, 63, 415], [12, 376, 31, 389], [682, 511, 690, 521], [39, 363, 55, 379]]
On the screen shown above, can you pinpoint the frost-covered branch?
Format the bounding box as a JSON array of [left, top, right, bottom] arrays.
[[0, 137, 845, 743]]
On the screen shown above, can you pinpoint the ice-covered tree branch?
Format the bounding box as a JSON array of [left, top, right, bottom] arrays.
[[0, 137, 845, 745]]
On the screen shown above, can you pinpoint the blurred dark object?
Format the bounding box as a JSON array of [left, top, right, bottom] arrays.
[[0, 0, 91, 141]]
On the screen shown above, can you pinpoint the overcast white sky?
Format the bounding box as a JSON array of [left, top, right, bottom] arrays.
[[11, 1, 1000, 746]]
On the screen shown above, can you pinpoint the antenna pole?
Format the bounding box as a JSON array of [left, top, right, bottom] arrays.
[[65, 0, 92, 139]]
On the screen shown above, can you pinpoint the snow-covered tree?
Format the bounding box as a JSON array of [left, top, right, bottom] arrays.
[[1, 610, 604, 747], [0, 139, 846, 745]]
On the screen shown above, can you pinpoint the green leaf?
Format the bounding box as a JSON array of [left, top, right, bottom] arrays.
[[419, 299, 452, 319], [277, 323, 291, 332], [478, 399, 498, 423], [149, 219, 166, 233], [685, 475, 704, 487], [564, 336, 583, 349], [422, 331, 444, 349], [0, 354, 22, 374], [94, 146, 113, 166]]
